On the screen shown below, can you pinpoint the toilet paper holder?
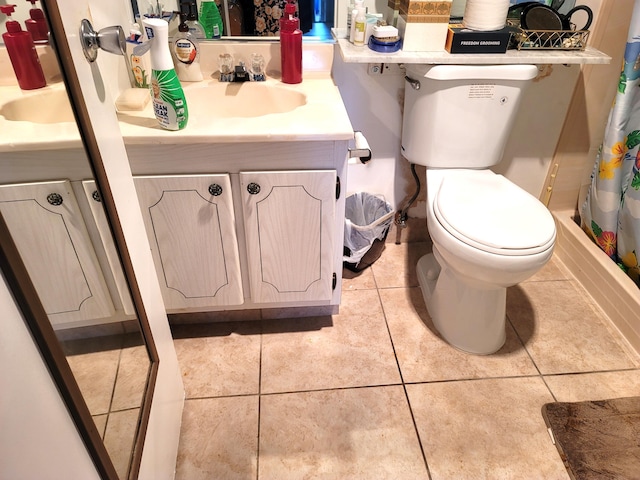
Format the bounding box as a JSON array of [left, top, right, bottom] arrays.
[[348, 131, 372, 164]]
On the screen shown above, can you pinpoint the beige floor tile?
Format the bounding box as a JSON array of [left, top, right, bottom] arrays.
[[171, 322, 261, 398], [176, 397, 258, 480], [407, 377, 569, 480], [524, 255, 572, 282], [371, 242, 432, 288], [342, 266, 377, 291], [259, 386, 427, 479], [92, 414, 107, 439], [507, 281, 639, 374], [381, 287, 538, 382], [544, 370, 640, 402], [111, 345, 150, 411], [103, 408, 140, 479], [66, 349, 120, 415], [260, 289, 401, 393]]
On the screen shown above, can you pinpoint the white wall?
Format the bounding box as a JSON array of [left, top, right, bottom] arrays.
[[0, 272, 101, 480]]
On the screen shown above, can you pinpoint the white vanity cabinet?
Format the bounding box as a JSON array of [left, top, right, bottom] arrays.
[[0, 180, 115, 326], [132, 169, 337, 311], [127, 140, 348, 314], [133, 174, 244, 310]]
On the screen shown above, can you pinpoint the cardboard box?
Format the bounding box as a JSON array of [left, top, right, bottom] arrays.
[[397, 0, 452, 52], [445, 24, 514, 54]]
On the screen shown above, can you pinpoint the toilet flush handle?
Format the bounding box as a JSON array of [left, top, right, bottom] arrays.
[[405, 76, 420, 90]]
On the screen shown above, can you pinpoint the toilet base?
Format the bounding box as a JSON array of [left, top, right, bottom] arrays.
[[416, 253, 506, 355]]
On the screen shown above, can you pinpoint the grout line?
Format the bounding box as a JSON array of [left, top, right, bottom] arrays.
[[376, 287, 433, 480], [256, 321, 264, 480], [505, 313, 558, 402]]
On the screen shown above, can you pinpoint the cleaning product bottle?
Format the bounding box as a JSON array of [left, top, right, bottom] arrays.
[[24, 0, 48, 44], [199, 0, 223, 38], [171, 11, 203, 82], [0, 4, 46, 90], [353, 5, 366, 46], [349, 0, 364, 43], [142, 18, 188, 130], [179, 0, 206, 39], [279, 0, 302, 84]]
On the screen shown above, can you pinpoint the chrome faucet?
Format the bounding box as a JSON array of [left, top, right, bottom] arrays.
[[218, 53, 266, 82], [233, 61, 249, 82]]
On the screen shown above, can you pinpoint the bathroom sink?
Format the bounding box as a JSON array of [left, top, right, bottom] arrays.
[[0, 89, 75, 124], [184, 82, 307, 118]]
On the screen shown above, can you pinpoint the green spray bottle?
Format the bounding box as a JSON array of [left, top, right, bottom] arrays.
[[142, 18, 189, 131]]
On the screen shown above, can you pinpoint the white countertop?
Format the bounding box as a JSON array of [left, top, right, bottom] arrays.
[[118, 77, 354, 145]]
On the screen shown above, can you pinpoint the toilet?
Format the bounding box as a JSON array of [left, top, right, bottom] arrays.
[[402, 64, 556, 355]]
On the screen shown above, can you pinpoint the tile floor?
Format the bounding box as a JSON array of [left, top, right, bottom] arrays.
[[170, 241, 640, 480]]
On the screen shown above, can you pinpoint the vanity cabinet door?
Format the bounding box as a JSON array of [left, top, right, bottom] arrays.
[[134, 174, 244, 310], [81, 180, 136, 316], [0, 180, 115, 327], [240, 170, 336, 304]]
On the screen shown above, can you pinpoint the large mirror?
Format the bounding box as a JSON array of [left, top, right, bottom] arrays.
[[130, 0, 334, 40], [0, 4, 156, 479]]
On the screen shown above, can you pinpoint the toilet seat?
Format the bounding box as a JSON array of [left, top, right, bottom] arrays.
[[433, 171, 556, 256]]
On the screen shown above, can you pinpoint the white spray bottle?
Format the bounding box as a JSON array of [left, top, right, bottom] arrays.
[[141, 18, 188, 131]]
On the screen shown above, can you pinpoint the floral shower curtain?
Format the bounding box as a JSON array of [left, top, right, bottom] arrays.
[[581, 2, 640, 287]]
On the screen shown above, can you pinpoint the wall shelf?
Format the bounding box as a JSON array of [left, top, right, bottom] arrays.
[[334, 34, 611, 65]]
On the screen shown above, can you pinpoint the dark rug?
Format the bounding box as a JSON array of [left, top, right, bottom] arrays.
[[542, 397, 640, 479]]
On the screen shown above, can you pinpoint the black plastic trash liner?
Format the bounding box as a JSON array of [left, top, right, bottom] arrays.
[[343, 192, 394, 272]]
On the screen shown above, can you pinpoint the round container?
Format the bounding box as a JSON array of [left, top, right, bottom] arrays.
[[367, 36, 401, 53], [462, 0, 510, 31]]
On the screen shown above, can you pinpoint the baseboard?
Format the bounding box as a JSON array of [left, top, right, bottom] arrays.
[[553, 210, 640, 356]]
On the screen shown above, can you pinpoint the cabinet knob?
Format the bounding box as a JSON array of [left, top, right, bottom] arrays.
[[208, 184, 223, 196], [92, 190, 102, 202], [247, 183, 261, 195], [47, 193, 63, 206]]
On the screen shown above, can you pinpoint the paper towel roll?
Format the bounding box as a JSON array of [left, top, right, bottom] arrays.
[[462, 0, 510, 31]]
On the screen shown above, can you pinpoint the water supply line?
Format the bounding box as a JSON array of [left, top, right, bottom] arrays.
[[394, 162, 421, 244]]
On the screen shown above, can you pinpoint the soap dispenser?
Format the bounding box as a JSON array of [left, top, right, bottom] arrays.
[[1, 4, 46, 90], [179, 0, 206, 39], [279, 0, 302, 84], [171, 11, 203, 82], [24, 0, 48, 44], [199, 0, 223, 39]]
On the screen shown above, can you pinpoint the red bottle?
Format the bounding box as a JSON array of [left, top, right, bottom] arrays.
[[25, 0, 49, 44], [1, 4, 46, 90], [279, 0, 302, 84]]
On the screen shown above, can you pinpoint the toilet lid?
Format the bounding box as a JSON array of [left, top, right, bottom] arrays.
[[433, 172, 556, 255]]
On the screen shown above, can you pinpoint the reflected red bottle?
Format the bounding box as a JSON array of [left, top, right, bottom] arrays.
[[279, 0, 302, 84], [25, 0, 50, 44], [1, 4, 46, 90]]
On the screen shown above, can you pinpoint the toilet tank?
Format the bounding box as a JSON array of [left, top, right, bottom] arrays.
[[401, 64, 538, 168]]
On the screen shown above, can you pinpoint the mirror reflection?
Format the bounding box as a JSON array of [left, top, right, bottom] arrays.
[[0, 20, 152, 480], [130, 0, 334, 39]]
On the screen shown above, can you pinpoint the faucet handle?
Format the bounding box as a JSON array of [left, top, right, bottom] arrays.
[[249, 53, 266, 81], [218, 53, 235, 82]]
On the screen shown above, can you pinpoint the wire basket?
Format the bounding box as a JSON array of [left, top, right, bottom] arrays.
[[514, 28, 589, 50]]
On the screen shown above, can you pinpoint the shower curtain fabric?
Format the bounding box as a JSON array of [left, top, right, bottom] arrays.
[[581, 3, 640, 287]]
